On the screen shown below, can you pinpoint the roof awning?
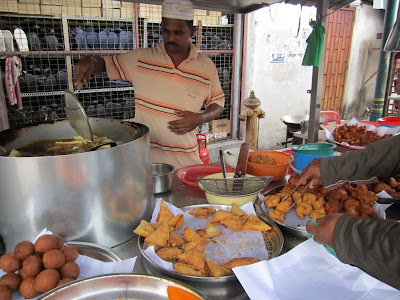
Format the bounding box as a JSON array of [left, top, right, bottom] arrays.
[[123, 0, 357, 14]]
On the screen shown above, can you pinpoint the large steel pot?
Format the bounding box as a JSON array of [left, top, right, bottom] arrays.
[[0, 118, 152, 252]]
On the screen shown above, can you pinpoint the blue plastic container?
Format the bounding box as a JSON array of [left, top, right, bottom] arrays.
[[292, 151, 334, 173]]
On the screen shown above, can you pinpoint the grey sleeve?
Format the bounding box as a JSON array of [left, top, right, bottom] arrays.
[[334, 214, 400, 290], [320, 135, 400, 188]]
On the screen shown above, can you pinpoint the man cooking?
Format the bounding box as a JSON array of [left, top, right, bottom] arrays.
[[74, 0, 225, 169]]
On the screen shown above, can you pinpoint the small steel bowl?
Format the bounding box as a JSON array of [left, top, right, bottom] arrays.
[[152, 163, 175, 194]]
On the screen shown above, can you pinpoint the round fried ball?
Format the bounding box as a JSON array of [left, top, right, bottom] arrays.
[[34, 269, 60, 293], [14, 241, 35, 260], [0, 285, 12, 300], [56, 277, 74, 287], [52, 234, 64, 249], [18, 268, 29, 280], [19, 277, 39, 299], [35, 235, 58, 253], [60, 245, 78, 262], [22, 255, 42, 277], [0, 272, 22, 292], [0, 253, 21, 273], [43, 249, 65, 270], [59, 262, 80, 279]]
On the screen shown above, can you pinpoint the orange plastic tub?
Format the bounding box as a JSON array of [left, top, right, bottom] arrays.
[[247, 151, 290, 181]]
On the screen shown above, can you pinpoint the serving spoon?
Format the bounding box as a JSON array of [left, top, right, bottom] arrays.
[[64, 84, 94, 143]]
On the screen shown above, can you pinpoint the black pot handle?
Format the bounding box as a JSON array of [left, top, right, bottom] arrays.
[[89, 142, 117, 151]]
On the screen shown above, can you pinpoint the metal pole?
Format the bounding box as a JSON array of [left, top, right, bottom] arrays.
[[370, 0, 399, 121], [308, 0, 328, 142]]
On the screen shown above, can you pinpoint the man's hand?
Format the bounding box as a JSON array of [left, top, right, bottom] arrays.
[[168, 110, 203, 134], [297, 158, 323, 188], [306, 213, 343, 248], [74, 56, 105, 87]]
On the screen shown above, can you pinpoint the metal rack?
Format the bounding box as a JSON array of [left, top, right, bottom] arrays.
[[0, 5, 236, 138]]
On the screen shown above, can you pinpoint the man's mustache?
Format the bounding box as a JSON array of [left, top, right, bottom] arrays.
[[166, 42, 178, 46]]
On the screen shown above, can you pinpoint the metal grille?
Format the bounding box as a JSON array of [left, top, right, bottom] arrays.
[[0, 2, 235, 139], [197, 176, 273, 196]]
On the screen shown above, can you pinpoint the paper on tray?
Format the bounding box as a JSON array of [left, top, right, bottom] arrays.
[[259, 193, 390, 231], [143, 199, 269, 272], [0, 229, 137, 300], [233, 239, 400, 300], [324, 117, 399, 150]]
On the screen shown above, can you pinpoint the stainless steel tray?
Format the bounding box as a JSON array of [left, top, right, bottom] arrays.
[[139, 204, 283, 283], [38, 274, 208, 299], [258, 185, 309, 238], [67, 241, 122, 262]]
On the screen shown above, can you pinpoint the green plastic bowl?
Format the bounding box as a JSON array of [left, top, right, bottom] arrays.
[[292, 143, 335, 156]]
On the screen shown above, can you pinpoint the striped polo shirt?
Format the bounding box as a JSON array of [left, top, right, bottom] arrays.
[[104, 42, 225, 169]]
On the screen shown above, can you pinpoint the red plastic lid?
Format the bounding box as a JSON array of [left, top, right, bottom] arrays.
[[359, 120, 380, 127], [176, 164, 235, 188], [377, 116, 400, 126]]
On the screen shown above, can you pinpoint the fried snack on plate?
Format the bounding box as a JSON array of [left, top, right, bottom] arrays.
[[174, 262, 207, 277], [144, 223, 170, 248], [156, 247, 183, 262], [310, 208, 326, 219], [230, 203, 248, 217], [177, 253, 205, 273], [188, 207, 216, 219], [169, 232, 185, 247], [205, 222, 222, 238], [209, 210, 235, 224], [146, 242, 161, 251], [196, 229, 206, 237], [168, 214, 184, 230], [276, 198, 293, 214], [157, 200, 174, 224], [221, 257, 260, 270], [242, 215, 271, 232], [264, 194, 280, 208], [205, 259, 233, 279], [183, 227, 202, 242], [302, 193, 317, 205], [181, 239, 207, 253], [312, 197, 325, 210], [268, 209, 285, 223], [133, 220, 154, 237], [296, 202, 313, 220], [220, 215, 243, 232]]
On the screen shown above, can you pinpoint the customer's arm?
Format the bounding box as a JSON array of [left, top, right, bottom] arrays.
[[334, 215, 400, 290], [320, 135, 400, 188]]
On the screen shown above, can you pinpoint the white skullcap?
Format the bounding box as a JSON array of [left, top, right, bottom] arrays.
[[162, 0, 195, 21]]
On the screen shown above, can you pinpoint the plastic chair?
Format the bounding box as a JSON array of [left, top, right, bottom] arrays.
[[320, 111, 341, 125]]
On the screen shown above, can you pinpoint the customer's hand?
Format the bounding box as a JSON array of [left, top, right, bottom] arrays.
[[297, 158, 323, 188], [168, 110, 203, 134], [306, 213, 343, 248]]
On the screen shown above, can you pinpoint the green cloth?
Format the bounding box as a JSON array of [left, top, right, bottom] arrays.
[[302, 20, 326, 67]]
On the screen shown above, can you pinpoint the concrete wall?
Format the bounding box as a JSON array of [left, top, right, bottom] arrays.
[[242, 3, 384, 150], [342, 4, 385, 119], [243, 3, 317, 150]]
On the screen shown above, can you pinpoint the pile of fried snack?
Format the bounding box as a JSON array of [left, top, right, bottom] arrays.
[[332, 124, 392, 147], [133, 200, 271, 279], [0, 234, 80, 300], [248, 154, 277, 165], [265, 174, 380, 223]]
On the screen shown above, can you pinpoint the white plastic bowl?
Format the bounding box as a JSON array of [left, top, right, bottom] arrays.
[[223, 148, 254, 169]]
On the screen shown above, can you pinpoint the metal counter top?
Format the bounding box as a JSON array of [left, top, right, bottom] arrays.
[[110, 172, 400, 300], [110, 174, 306, 300]]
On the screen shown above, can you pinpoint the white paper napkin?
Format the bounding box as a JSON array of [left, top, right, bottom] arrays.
[[233, 239, 400, 300], [0, 229, 137, 300]]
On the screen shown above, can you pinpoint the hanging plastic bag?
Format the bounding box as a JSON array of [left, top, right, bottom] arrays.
[[302, 20, 326, 67]]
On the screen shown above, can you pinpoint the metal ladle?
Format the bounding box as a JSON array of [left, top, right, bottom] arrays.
[[65, 85, 94, 143]]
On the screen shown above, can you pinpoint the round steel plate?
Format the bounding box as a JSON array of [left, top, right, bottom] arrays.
[[38, 274, 208, 299], [67, 241, 122, 262], [139, 204, 283, 283]]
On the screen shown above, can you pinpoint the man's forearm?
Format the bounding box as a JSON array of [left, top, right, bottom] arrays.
[[199, 104, 223, 124]]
